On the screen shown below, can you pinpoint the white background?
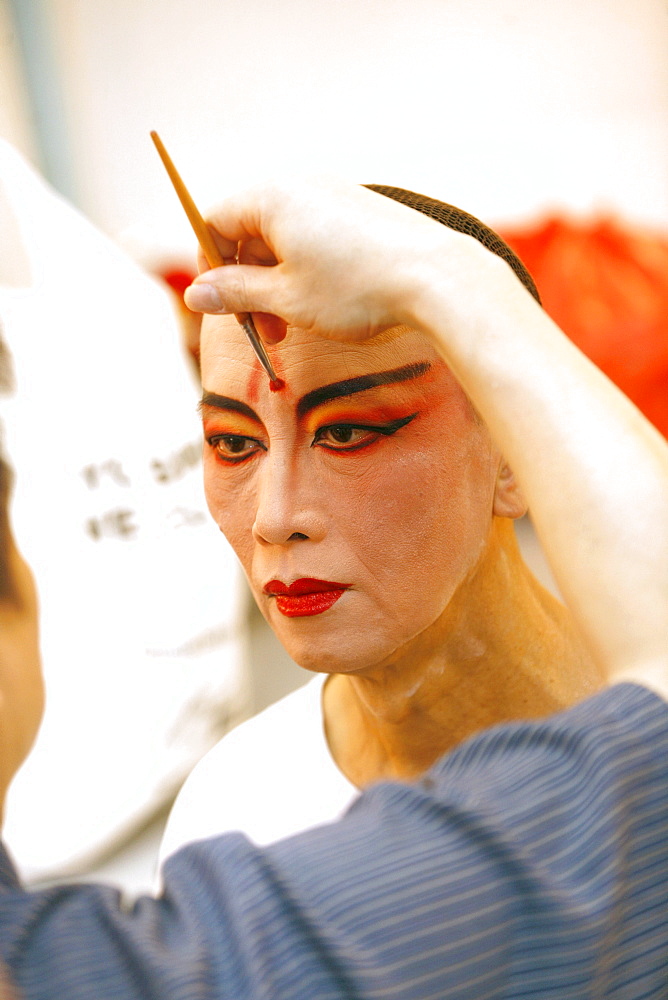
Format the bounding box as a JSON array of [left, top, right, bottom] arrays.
[[2, 0, 667, 249]]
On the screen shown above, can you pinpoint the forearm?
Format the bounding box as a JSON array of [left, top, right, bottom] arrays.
[[409, 242, 668, 694]]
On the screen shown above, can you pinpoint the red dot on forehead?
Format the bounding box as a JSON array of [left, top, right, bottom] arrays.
[[245, 353, 285, 399]]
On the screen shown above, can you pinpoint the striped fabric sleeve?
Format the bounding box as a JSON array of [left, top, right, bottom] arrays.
[[1, 682, 667, 999]]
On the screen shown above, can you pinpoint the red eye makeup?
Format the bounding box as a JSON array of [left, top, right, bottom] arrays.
[[200, 360, 433, 465], [312, 413, 418, 453], [206, 433, 266, 464], [201, 404, 266, 466]]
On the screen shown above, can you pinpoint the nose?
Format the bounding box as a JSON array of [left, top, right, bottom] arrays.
[[252, 450, 326, 546]]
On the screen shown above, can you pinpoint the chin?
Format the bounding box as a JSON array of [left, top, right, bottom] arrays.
[[272, 620, 396, 676]]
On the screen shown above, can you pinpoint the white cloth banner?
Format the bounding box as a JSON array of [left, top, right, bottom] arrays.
[[0, 140, 248, 881]]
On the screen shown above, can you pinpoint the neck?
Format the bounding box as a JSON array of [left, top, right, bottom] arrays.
[[323, 518, 604, 788]]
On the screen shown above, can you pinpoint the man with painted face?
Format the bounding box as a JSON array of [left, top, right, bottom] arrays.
[[160, 186, 603, 861], [0, 178, 667, 999]]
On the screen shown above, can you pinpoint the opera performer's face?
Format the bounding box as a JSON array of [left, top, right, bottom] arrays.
[[200, 316, 516, 675]]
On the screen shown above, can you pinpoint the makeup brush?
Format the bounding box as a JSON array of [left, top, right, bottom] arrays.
[[150, 131, 282, 387]]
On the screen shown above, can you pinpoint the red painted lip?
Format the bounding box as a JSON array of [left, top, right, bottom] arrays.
[[263, 578, 351, 618], [263, 578, 350, 596]]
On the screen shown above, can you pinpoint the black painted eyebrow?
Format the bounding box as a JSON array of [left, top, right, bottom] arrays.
[[296, 361, 432, 419], [200, 361, 432, 424], [199, 392, 260, 422]]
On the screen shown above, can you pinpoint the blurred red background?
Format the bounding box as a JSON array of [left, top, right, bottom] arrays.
[[500, 216, 668, 438]]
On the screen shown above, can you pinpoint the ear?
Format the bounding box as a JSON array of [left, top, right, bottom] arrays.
[[493, 459, 528, 520]]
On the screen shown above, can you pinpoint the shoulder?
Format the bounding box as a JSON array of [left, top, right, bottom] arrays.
[[257, 684, 668, 996], [4, 685, 668, 999], [267, 682, 668, 904]]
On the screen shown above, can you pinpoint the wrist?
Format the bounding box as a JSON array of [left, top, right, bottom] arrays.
[[398, 230, 512, 353]]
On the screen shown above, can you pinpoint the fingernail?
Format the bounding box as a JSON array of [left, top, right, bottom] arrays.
[[184, 282, 224, 313]]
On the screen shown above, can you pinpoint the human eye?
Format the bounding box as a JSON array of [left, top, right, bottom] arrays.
[[206, 433, 266, 464], [312, 413, 417, 453]]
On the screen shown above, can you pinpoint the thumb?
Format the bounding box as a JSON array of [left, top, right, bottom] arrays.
[[184, 263, 280, 317]]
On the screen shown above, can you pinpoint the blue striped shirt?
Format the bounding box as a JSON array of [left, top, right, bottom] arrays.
[[1, 683, 667, 998]]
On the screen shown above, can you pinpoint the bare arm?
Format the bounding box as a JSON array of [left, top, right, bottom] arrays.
[[184, 177, 668, 699], [412, 246, 668, 696]]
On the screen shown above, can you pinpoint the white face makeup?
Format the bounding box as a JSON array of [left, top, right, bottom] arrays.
[[200, 316, 505, 676]]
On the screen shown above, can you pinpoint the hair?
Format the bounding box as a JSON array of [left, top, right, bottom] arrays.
[[0, 331, 16, 603], [365, 185, 541, 305]]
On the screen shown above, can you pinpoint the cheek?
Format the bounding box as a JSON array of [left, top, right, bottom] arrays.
[[203, 460, 256, 568], [333, 432, 497, 597]]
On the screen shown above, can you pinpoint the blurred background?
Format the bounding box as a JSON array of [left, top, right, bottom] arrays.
[[0, 0, 666, 893], [3, 0, 668, 239]]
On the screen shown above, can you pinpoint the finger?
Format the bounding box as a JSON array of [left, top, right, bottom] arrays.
[[195, 226, 240, 275], [194, 242, 235, 274], [195, 246, 209, 274], [184, 263, 282, 316], [254, 312, 287, 344], [204, 187, 270, 245], [207, 224, 239, 265], [238, 237, 278, 267]]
